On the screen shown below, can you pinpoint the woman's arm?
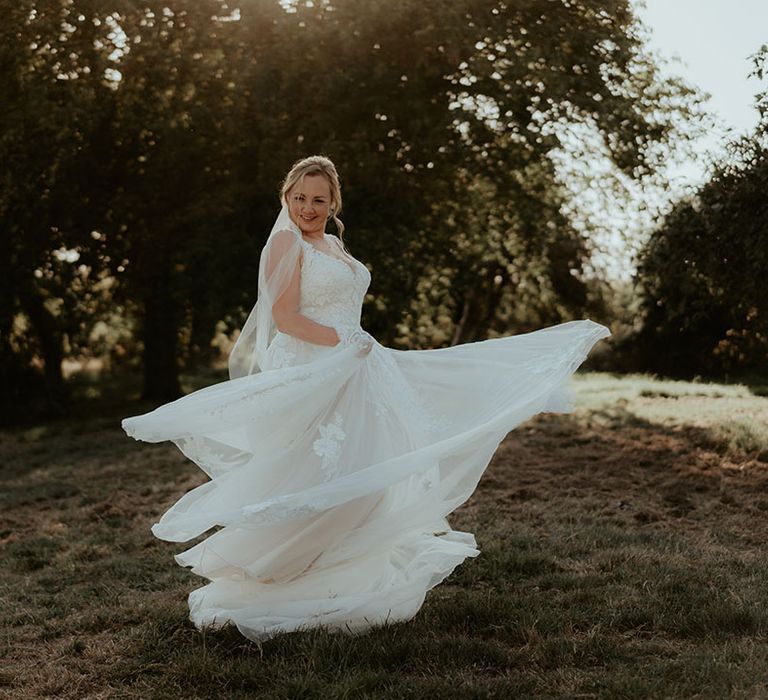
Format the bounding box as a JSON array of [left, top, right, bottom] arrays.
[[270, 234, 340, 346]]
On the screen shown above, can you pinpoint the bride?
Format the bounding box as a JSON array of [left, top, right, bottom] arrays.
[[122, 155, 610, 642]]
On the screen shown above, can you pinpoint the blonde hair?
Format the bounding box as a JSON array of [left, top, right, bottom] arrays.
[[279, 155, 346, 246]]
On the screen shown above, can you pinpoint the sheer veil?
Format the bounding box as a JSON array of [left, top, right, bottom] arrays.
[[228, 200, 303, 379]]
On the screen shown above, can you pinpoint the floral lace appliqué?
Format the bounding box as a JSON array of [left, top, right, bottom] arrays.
[[242, 499, 323, 524], [270, 342, 296, 369], [176, 435, 248, 478], [312, 411, 346, 481], [203, 363, 346, 421]]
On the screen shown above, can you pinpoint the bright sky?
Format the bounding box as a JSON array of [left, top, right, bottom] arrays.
[[633, 0, 767, 182], [576, 0, 768, 281]]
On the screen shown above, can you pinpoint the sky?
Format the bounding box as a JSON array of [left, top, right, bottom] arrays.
[[580, 0, 768, 280], [632, 0, 767, 182]]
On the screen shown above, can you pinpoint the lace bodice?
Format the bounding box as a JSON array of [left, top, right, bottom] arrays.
[[297, 234, 371, 331], [262, 232, 371, 371]]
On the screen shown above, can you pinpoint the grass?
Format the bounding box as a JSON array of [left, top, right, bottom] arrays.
[[1, 371, 768, 698]]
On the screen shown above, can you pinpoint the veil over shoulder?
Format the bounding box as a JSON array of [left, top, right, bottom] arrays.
[[228, 203, 304, 379], [122, 202, 611, 643]]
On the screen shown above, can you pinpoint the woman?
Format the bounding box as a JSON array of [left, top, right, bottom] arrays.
[[122, 155, 610, 642]]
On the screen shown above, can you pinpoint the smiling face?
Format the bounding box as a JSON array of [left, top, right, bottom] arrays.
[[287, 173, 333, 237]]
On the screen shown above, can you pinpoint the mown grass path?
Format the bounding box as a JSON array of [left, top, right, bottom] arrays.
[[2, 373, 767, 698]]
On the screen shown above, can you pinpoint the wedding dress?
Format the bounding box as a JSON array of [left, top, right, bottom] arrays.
[[122, 210, 610, 642]]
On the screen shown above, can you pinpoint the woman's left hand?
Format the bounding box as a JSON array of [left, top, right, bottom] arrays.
[[348, 329, 375, 357], [336, 326, 375, 357]]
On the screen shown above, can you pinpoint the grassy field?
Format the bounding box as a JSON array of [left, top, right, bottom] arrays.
[[1, 372, 768, 699]]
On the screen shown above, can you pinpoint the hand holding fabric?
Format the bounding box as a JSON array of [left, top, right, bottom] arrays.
[[335, 326, 375, 357]]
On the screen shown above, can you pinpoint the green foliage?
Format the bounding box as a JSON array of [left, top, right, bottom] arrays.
[[0, 1, 119, 417], [1, 0, 705, 410], [634, 46, 768, 378]]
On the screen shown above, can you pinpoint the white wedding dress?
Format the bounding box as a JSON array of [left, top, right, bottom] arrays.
[[122, 228, 610, 642]]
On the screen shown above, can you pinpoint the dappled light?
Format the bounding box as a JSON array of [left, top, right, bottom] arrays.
[[2, 1, 767, 696]]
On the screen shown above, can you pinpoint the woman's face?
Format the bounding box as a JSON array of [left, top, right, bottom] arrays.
[[287, 174, 333, 237]]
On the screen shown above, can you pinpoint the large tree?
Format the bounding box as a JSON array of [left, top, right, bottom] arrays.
[[213, 0, 701, 349], [634, 46, 768, 378], [101, 1, 246, 400], [2, 0, 704, 412], [0, 1, 117, 416]]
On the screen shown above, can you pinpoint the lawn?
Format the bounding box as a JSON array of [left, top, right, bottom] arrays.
[[1, 372, 767, 698]]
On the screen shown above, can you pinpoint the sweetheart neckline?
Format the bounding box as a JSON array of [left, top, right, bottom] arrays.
[[300, 234, 361, 275]]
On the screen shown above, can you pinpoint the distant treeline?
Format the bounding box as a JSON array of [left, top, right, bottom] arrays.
[[1, 0, 764, 422]]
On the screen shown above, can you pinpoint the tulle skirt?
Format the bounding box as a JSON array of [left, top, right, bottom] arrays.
[[122, 319, 610, 641]]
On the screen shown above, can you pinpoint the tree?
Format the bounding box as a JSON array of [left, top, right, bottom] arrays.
[[0, 0, 116, 417], [229, 0, 702, 348], [2, 0, 705, 413], [634, 46, 768, 377]]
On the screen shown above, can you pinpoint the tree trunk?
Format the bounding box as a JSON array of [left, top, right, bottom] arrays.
[[140, 253, 182, 402], [18, 287, 67, 409], [451, 293, 473, 346]]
